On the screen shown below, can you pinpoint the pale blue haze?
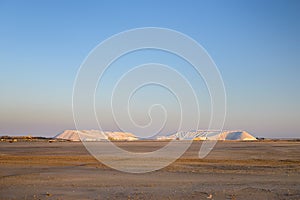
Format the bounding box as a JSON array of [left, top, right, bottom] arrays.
[[0, 0, 299, 137]]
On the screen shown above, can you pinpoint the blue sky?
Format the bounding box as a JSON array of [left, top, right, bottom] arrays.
[[0, 0, 299, 138]]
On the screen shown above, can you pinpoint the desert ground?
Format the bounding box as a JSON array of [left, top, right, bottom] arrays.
[[0, 141, 299, 200]]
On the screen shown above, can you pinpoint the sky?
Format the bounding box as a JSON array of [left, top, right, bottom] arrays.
[[0, 0, 299, 138]]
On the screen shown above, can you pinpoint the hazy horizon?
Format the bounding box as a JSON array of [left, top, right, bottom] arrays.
[[1, 0, 299, 138]]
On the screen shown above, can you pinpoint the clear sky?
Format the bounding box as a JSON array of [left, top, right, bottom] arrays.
[[0, 0, 299, 138]]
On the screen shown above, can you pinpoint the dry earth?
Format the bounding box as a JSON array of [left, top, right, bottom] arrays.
[[0, 141, 299, 199]]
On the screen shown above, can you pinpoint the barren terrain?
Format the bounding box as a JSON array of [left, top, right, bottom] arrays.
[[0, 141, 299, 199]]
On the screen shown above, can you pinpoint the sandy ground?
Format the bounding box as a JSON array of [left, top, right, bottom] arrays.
[[0, 141, 299, 200]]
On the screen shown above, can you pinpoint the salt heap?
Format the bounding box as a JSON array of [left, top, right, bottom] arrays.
[[55, 130, 138, 141], [157, 130, 257, 141]]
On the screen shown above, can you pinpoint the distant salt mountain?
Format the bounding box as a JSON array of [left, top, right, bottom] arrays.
[[218, 131, 257, 141], [157, 130, 257, 141], [55, 130, 138, 141], [55, 130, 257, 141]]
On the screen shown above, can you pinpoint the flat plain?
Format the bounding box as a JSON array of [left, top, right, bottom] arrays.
[[0, 141, 299, 200]]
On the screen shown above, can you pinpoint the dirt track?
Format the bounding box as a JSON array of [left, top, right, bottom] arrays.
[[0, 141, 299, 199]]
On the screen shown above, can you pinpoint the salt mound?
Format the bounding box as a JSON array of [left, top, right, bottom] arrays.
[[219, 131, 257, 141], [55, 130, 138, 141], [56, 130, 257, 141], [157, 130, 257, 141]]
